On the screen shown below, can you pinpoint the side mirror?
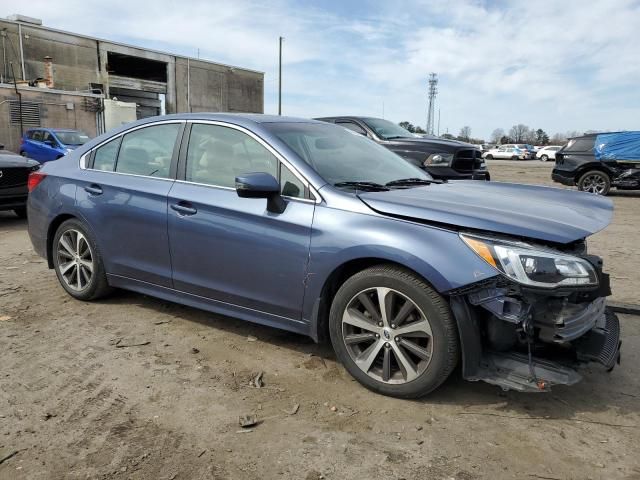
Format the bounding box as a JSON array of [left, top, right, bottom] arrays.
[[235, 172, 286, 214]]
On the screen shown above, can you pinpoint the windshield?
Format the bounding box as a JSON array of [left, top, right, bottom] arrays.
[[264, 122, 431, 187], [360, 118, 414, 140], [54, 131, 90, 146]]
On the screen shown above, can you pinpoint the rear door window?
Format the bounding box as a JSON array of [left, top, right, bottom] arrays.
[[115, 124, 180, 178], [92, 137, 122, 171]]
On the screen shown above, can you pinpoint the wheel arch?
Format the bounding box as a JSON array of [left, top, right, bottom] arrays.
[[309, 257, 443, 344], [45, 213, 78, 268], [573, 163, 612, 183]]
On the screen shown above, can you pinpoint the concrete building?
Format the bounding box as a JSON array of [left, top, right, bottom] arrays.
[[0, 14, 264, 152]]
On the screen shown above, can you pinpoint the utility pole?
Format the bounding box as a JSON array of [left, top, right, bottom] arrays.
[[426, 73, 438, 135], [437, 108, 441, 137], [278, 36, 283, 115]]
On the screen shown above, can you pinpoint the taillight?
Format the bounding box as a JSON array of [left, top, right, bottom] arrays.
[[27, 171, 47, 192]]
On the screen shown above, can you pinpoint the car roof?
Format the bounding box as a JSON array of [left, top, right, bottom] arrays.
[[120, 113, 322, 132], [568, 131, 636, 139], [169, 113, 317, 124]]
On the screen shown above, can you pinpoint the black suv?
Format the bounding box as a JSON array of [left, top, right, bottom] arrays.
[[315, 116, 489, 181], [1, 148, 40, 218], [552, 132, 640, 195]]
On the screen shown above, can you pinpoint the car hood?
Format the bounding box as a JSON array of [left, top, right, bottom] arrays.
[[0, 153, 39, 168], [385, 136, 476, 153], [357, 181, 613, 244]]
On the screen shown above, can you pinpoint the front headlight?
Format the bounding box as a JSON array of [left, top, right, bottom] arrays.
[[460, 233, 598, 288], [424, 153, 454, 167]]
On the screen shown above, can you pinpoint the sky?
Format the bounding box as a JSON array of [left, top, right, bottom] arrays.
[[2, 0, 639, 140]]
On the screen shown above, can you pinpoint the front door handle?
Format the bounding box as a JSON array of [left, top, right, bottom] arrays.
[[170, 202, 197, 216], [84, 184, 103, 195]]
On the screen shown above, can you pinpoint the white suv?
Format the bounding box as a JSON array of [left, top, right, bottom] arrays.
[[536, 146, 562, 162]]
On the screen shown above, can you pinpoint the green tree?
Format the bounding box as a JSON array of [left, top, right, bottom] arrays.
[[535, 128, 550, 145], [399, 121, 415, 133]]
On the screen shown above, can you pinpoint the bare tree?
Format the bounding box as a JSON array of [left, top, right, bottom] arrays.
[[459, 126, 472, 141], [509, 124, 530, 143], [490, 128, 505, 144]]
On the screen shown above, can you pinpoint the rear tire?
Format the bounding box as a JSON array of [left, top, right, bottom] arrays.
[[511, 155, 518, 160], [329, 265, 459, 398], [577, 170, 611, 195], [13, 207, 27, 219], [52, 219, 113, 301]]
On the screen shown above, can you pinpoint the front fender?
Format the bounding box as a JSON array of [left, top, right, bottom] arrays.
[[302, 205, 499, 326]]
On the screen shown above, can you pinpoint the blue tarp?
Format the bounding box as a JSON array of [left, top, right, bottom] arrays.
[[594, 131, 640, 161]]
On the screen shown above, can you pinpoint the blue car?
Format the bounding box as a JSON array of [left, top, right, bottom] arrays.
[[20, 128, 90, 163], [27, 114, 621, 397]]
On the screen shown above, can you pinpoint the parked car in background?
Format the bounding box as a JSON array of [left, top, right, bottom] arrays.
[[482, 145, 527, 160], [552, 131, 640, 195], [315, 116, 489, 180], [536, 145, 563, 162], [28, 113, 620, 397], [1, 148, 40, 218], [20, 128, 90, 163], [479, 144, 495, 152]]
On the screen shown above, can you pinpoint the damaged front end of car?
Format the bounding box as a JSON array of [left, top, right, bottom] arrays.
[[449, 233, 621, 392]]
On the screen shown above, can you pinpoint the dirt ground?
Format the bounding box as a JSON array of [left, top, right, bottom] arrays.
[[1, 161, 639, 480]]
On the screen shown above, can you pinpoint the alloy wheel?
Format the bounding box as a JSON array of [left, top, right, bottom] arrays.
[[341, 287, 434, 384], [57, 229, 94, 291], [581, 174, 607, 194]]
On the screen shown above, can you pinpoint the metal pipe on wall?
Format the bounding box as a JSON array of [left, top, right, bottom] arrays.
[[1, 30, 7, 83], [187, 57, 191, 113], [17, 23, 25, 80]]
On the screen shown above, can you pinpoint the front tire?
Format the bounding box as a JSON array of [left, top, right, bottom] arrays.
[[577, 170, 611, 195], [540, 154, 549, 162], [329, 265, 459, 398], [52, 219, 112, 300], [485, 154, 493, 160], [511, 155, 519, 160]]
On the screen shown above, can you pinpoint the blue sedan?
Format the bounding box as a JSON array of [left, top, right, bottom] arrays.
[[27, 114, 621, 397]]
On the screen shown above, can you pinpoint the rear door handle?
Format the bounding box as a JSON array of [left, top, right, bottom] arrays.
[[170, 202, 197, 216], [84, 184, 103, 195]]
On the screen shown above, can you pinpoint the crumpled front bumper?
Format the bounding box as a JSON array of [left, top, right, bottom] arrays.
[[450, 274, 622, 392]]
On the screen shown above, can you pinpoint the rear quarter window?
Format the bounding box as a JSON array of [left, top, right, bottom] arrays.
[[566, 138, 594, 152]]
